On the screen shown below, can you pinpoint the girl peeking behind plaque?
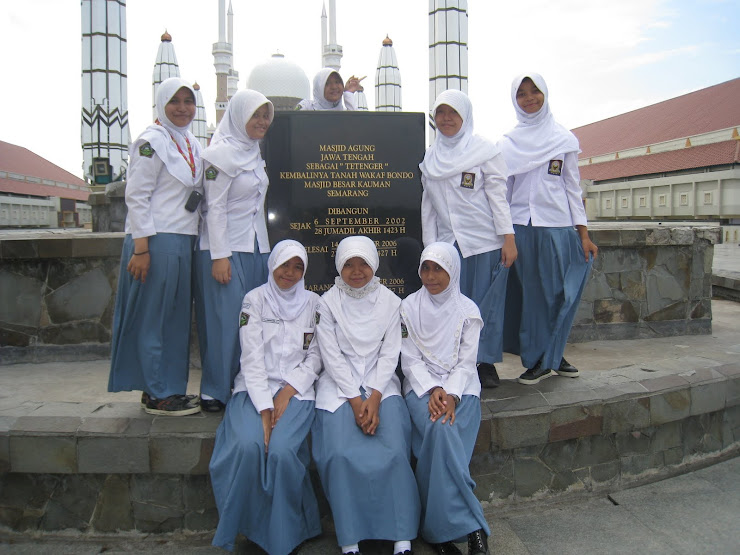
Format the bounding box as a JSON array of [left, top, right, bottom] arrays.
[[401, 242, 490, 555], [312, 236, 420, 555], [108, 77, 204, 416], [420, 90, 517, 390], [209, 240, 322, 554], [296, 67, 364, 111], [499, 73, 598, 385], [193, 90, 274, 413]]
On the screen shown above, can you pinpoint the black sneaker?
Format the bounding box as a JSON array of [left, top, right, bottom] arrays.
[[144, 394, 201, 416], [554, 357, 580, 378], [432, 542, 462, 555], [516, 360, 551, 385], [200, 397, 225, 413], [142, 391, 198, 407], [477, 362, 500, 388], [467, 529, 489, 554]]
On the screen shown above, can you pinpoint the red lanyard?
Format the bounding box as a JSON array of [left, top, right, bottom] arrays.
[[156, 121, 196, 178]]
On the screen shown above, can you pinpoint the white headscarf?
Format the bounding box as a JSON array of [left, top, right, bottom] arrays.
[[322, 236, 399, 357], [499, 73, 580, 176], [137, 77, 203, 186], [401, 242, 481, 370], [298, 68, 352, 111], [203, 89, 274, 177], [263, 239, 311, 321], [419, 90, 499, 180]]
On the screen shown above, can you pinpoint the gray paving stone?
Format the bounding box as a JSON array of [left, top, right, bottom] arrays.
[[690, 381, 726, 415], [512, 456, 554, 498], [9, 435, 77, 473], [150, 436, 213, 474], [11, 416, 81, 434], [649, 389, 691, 425], [491, 412, 550, 450], [91, 475, 135, 532], [78, 436, 149, 473], [639, 374, 690, 392], [602, 397, 651, 433], [571, 435, 618, 469]]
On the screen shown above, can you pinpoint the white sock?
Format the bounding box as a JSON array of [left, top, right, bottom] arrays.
[[201, 393, 214, 400], [393, 540, 411, 553], [341, 544, 359, 554]]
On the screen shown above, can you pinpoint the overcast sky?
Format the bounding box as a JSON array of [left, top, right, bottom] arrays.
[[1, 0, 738, 179]]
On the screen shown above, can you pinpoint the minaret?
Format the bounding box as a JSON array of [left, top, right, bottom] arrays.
[[226, 2, 239, 99], [192, 83, 209, 148], [321, 0, 343, 70], [355, 91, 369, 111], [375, 35, 402, 112], [152, 30, 180, 121], [428, 0, 468, 132], [213, 0, 232, 124], [81, 0, 130, 184]]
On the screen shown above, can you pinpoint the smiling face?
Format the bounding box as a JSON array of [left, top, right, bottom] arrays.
[[434, 104, 463, 137], [323, 72, 345, 103], [245, 103, 271, 140], [272, 256, 305, 290], [516, 77, 545, 114], [420, 260, 451, 295], [164, 87, 196, 127], [340, 256, 374, 289]]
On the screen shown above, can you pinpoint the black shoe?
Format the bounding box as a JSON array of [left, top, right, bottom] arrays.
[[142, 391, 198, 407], [554, 357, 580, 378], [200, 397, 225, 412], [516, 360, 551, 385], [144, 394, 201, 416], [396, 551, 413, 555], [433, 542, 462, 555], [467, 529, 489, 555], [477, 362, 500, 388]]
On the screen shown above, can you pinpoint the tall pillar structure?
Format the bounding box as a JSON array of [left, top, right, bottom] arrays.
[[192, 83, 209, 148], [375, 36, 402, 112], [321, 0, 343, 70], [81, 0, 130, 184], [226, 2, 239, 99], [152, 30, 180, 121], [428, 0, 468, 132], [213, 0, 234, 124]]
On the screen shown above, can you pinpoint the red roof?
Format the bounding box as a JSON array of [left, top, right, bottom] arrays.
[[0, 140, 90, 201], [572, 78, 740, 159], [579, 140, 740, 182]]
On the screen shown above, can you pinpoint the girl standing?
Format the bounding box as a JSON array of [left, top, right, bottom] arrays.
[[297, 67, 363, 111], [312, 236, 420, 555], [193, 90, 273, 412], [420, 90, 516, 389], [209, 240, 322, 554], [401, 242, 490, 555], [500, 73, 598, 384], [108, 77, 203, 416]]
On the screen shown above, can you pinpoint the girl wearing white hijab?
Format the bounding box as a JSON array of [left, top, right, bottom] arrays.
[[209, 240, 322, 554], [499, 73, 598, 385], [419, 90, 516, 390], [109, 77, 204, 416], [312, 236, 420, 555], [401, 242, 490, 555], [193, 90, 274, 412], [296, 67, 363, 111]]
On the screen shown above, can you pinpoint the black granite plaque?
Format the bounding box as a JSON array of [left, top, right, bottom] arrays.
[[263, 111, 425, 297]]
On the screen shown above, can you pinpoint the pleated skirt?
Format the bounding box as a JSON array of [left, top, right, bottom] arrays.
[[504, 224, 593, 369], [311, 397, 421, 546], [406, 392, 489, 543], [459, 247, 509, 364], [193, 247, 268, 402], [209, 391, 321, 554], [108, 233, 195, 398]]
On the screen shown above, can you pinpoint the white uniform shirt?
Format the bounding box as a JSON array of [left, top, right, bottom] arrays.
[[199, 166, 270, 258], [124, 141, 201, 238], [314, 296, 402, 413], [234, 286, 322, 412], [421, 153, 514, 258], [401, 317, 482, 400], [507, 152, 587, 227]]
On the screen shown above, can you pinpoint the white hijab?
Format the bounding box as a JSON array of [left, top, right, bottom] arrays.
[[203, 89, 274, 177], [401, 242, 481, 370], [419, 89, 499, 180], [499, 73, 580, 176], [299, 68, 350, 111], [263, 239, 311, 321], [138, 77, 203, 186], [322, 236, 400, 357]]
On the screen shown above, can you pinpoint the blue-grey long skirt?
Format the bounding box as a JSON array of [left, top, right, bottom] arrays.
[[458, 247, 509, 365], [193, 247, 268, 403], [312, 397, 421, 546], [209, 391, 321, 553], [504, 224, 593, 369], [108, 233, 195, 398], [406, 392, 489, 543]]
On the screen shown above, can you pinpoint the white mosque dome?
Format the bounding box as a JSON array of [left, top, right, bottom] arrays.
[[247, 53, 310, 105]]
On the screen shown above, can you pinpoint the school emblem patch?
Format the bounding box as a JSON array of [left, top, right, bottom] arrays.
[[239, 312, 249, 327], [547, 160, 563, 176], [401, 323, 408, 339], [303, 332, 314, 350], [315, 312, 320, 325], [460, 172, 475, 189], [138, 142, 154, 158], [205, 166, 219, 180]]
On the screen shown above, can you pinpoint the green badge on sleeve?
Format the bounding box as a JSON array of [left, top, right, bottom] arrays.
[[205, 166, 219, 180], [138, 142, 154, 158], [239, 312, 250, 327], [315, 312, 320, 325]]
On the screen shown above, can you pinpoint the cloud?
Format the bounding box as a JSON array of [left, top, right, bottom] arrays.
[[598, 44, 701, 73]]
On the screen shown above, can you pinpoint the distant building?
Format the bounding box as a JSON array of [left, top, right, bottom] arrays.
[[247, 53, 310, 112], [375, 35, 402, 112], [573, 78, 740, 224], [152, 30, 180, 121]]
